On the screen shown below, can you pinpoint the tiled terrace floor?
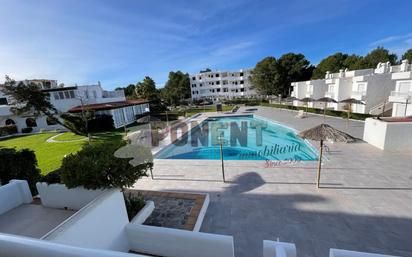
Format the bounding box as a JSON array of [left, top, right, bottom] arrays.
[[0, 204, 76, 238], [134, 107, 412, 257]]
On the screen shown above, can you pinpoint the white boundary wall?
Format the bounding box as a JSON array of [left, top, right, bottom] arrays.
[[330, 249, 400, 257], [36, 183, 104, 210], [363, 118, 412, 150], [0, 180, 32, 215], [263, 240, 297, 257], [126, 223, 235, 257], [0, 233, 144, 257], [43, 190, 130, 252]]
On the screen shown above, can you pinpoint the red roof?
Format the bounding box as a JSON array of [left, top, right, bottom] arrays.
[[68, 99, 149, 113]]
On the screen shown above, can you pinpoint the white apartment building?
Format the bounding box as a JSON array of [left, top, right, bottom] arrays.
[[190, 69, 258, 102], [388, 60, 412, 116], [0, 79, 150, 132], [291, 60, 412, 116]]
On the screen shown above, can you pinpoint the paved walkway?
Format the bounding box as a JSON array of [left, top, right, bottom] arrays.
[[134, 106, 412, 257]]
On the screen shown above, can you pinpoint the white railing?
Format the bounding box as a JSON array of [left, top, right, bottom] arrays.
[[0, 180, 32, 215], [102, 91, 125, 98], [390, 91, 412, 97]]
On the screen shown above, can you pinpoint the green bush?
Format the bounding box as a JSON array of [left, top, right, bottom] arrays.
[[0, 148, 41, 195], [39, 169, 62, 184], [21, 127, 33, 133], [60, 141, 152, 190], [61, 113, 115, 136], [0, 125, 18, 136], [88, 114, 115, 132], [123, 192, 145, 221]]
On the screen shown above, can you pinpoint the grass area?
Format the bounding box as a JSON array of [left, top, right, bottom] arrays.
[[53, 132, 87, 141], [0, 131, 124, 175], [0, 133, 85, 175]]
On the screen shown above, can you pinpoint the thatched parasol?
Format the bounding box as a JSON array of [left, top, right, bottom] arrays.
[[299, 123, 356, 188], [339, 98, 365, 125], [299, 97, 316, 114], [317, 97, 338, 119]]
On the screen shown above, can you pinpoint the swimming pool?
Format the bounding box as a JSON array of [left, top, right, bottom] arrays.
[[155, 115, 317, 161]]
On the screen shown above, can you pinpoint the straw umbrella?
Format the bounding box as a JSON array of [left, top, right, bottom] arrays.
[[339, 98, 365, 124], [299, 97, 316, 115], [317, 97, 338, 119], [299, 123, 356, 188]]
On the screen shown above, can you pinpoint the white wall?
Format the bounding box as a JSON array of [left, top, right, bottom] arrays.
[[44, 190, 130, 252], [36, 183, 104, 210], [330, 248, 400, 257], [363, 118, 412, 150], [263, 240, 297, 257], [126, 224, 235, 257], [0, 233, 144, 257], [0, 180, 32, 215]]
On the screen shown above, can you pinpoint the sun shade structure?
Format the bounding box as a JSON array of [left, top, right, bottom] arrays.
[[299, 97, 316, 114], [316, 97, 338, 119], [339, 98, 366, 124], [299, 123, 356, 188]]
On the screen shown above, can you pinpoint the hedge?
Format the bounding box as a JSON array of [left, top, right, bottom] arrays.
[[261, 103, 374, 120], [0, 125, 18, 136], [0, 148, 41, 195]]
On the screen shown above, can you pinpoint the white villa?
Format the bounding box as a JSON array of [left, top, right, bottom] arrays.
[[291, 60, 412, 116], [190, 69, 258, 102], [0, 79, 150, 132]]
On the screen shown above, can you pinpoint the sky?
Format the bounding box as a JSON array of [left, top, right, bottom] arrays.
[[1, 0, 412, 89]]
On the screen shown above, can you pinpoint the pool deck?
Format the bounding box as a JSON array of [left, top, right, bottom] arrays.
[[134, 106, 412, 257]]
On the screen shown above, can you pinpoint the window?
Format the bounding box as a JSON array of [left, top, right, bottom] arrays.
[[223, 80, 228, 85], [216, 74, 220, 77], [58, 92, 64, 99], [64, 91, 70, 99], [217, 88, 221, 92], [69, 90, 75, 98], [0, 97, 7, 105], [240, 88, 244, 92], [216, 81, 220, 85], [240, 80, 244, 84], [53, 92, 60, 100], [240, 72, 244, 76], [192, 77, 196, 80], [223, 88, 228, 92], [26, 118, 37, 128]]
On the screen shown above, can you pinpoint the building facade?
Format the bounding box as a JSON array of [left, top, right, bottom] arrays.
[[291, 60, 412, 116], [0, 80, 149, 132], [388, 60, 412, 117], [190, 69, 258, 102]]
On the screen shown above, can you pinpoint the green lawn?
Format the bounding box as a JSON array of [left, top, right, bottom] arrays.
[[0, 131, 124, 175], [53, 132, 87, 141]]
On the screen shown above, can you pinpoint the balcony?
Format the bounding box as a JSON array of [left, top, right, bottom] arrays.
[[325, 92, 335, 99], [388, 91, 412, 103], [351, 91, 366, 101]]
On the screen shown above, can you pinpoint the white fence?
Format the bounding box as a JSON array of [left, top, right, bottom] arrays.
[[0, 180, 32, 215], [126, 224, 235, 257], [330, 249, 400, 257], [0, 233, 144, 257], [263, 241, 296, 257], [43, 190, 130, 252], [36, 182, 104, 210]]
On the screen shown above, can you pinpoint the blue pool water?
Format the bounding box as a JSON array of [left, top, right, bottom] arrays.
[[155, 115, 317, 161]]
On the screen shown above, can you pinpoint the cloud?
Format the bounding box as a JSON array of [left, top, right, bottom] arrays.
[[369, 32, 412, 58]]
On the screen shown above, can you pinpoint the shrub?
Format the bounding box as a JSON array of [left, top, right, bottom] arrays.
[[88, 114, 115, 132], [39, 169, 62, 184], [60, 141, 152, 190], [21, 127, 33, 133], [61, 113, 115, 135], [0, 148, 41, 195], [0, 125, 18, 136], [124, 192, 145, 221]]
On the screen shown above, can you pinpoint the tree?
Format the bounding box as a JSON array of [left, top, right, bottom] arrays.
[[250, 57, 280, 96], [1, 76, 58, 119], [361, 47, 397, 68], [402, 48, 412, 63], [200, 68, 212, 73], [276, 53, 313, 96], [162, 71, 190, 106], [135, 76, 165, 112], [135, 76, 158, 100], [343, 54, 364, 70], [312, 52, 348, 79]]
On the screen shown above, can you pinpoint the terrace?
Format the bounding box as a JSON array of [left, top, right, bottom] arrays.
[[134, 106, 412, 257]]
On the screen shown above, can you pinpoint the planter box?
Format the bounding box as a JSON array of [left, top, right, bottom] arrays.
[[36, 183, 105, 210]]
